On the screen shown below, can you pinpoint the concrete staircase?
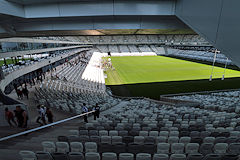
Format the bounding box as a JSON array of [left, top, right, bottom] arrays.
[[0, 120, 83, 160]]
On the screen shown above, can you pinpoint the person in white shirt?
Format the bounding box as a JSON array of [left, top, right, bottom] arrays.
[[82, 103, 88, 123], [36, 105, 46, 126]]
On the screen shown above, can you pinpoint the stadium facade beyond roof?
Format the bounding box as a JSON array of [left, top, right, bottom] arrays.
[[0, 0, 240, 66]]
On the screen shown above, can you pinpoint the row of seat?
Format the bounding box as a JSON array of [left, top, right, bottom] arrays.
[[45, 139, 240, 155], [20, 151, 240, 160]]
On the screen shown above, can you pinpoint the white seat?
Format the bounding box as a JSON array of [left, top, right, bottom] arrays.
[[70, 142, 83, 152], [153, 154, 169, 160], [168, 136, 179, 144], [101, 136, 111, 144], [56, 142, 69, 153], [139, 131, 149, 137], [119, 153, 134, 160], [214, 143, 228, 154], [112, 136, 122, 144], [171, 143, 184, 154], [134, 136, 145, 144], [203, 137, 215, 143], [99, 130, 108, 136], [179, 137, 191, 145], [85, 142, 97, 152], [85, 152, 100, 160], [170, 154, 186, 160], [157, 143, 170, 154], [19, 150, 37, 160], [42, 141, 56, 153], [102, 152, 117, 160], [156, 136, 167, 143], [109, 130, 118, 136], [69, 130, 79, 136], [149, 131, 159, 137], [169, 131, 179, 137], [230, 131, 240, 137], [136, 153, 151, 160], [185, 143, 199, 154], [159, 131, 169, 137]]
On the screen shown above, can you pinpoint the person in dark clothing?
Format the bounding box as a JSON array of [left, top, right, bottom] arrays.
[[14, 106, 28, 128], [46, 107, 53, 123], [93, 103, 100, 120], [5, 108, 17, 127], [22, 86, 29, 99], [17, 89, 23, 100], [82, 103, 88, 123]]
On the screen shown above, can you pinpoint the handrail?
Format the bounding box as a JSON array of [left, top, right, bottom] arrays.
[[0, 110, 95, 142]]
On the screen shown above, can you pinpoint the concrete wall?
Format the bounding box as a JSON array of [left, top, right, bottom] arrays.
[[176, 0, 240, 67]]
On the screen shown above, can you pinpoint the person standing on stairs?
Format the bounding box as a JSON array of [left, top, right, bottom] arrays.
[[82, 103, 88, 123], [93, 103, 100, 120], [5, 108, 17, 127], [14, 106, 28, 128], [46, 107, 54, 123], [36, 105, 46, 126]]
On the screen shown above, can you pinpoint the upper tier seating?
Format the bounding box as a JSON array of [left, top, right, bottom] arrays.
[[167, 48, 232, 65]]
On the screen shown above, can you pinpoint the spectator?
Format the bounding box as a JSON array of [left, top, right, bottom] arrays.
[[36, 105, 46, 126], [93, 103, 100, 120], [22, 85, 29, 99], [46, 107, 53, 123], [5, 108, 17, 127], [19, 88, 23, 100], [16, 89, 21, 99], [14, 106, 28, 128], [82, 103, 88, 123]]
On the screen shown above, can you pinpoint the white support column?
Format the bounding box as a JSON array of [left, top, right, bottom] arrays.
[[222, 57, 228, 80], [209, 49, 218, 81]]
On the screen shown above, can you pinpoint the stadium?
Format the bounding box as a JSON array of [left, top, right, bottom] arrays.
[[0, 0, 240, 160]]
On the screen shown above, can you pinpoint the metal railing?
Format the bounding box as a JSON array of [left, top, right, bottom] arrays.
[[0, 110, 95, 142]]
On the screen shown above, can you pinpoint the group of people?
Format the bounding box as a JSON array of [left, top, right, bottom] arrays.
[[5, 106, 28, 128], [82, 103, 100, 123], [14, 84, 29, 100], [36, 105, 53, 126], [5, 102, 99, 128]]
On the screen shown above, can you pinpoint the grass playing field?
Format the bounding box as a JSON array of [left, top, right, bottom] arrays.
[[105, 56, 240, 85]]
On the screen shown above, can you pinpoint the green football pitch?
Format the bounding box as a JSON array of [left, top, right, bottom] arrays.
[[105, 56, 240, 85]]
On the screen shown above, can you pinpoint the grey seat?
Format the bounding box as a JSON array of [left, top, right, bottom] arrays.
[[70, 142, 83, 152], [119, 153, 134, 160], [85, 142, 97, 152], [19, 150, 37, 160], [153, 154, 169, 160], [85, 152, 100, 160], [102, 152, 117, 160], [185, 143, 199, 154], [157, 143, 170, 154], [136, 153, 151, 160], [68, 152, 84, 160], [199, 143, 213, 155], [171, 143, 184, 154], [56, 142, 70, 153], [170, 154, 186, 160], [228, 143, 240, 154]]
